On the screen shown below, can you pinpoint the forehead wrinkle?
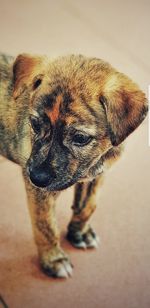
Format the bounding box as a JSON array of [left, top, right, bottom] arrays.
[[70, 101, 94, 121], [72, 124, 97, 135]]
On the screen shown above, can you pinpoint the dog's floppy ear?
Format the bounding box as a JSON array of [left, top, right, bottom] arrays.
[[100, 72, 148, 146], [13, 54, 47, 99]]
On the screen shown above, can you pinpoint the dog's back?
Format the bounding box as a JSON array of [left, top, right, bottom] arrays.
[[0, 52, 14, 97], [0, 53, 29, 164], [0, 53, 14, 83]]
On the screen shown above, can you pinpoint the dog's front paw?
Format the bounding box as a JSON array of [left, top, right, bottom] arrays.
[[67, 225, 100, 249], [40, 247, 73, 278]]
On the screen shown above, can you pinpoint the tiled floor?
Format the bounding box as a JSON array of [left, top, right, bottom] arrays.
[[0, 1, 150, 307]]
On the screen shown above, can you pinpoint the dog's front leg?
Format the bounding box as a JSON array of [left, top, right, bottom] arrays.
[[23, 174, 72, 278], [67, 176, 104, 249]]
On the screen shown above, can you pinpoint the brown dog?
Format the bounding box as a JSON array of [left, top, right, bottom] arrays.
[[0, 53, 148, 278]]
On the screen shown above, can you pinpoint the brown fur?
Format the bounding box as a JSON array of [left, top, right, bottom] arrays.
[[0, 53, 148, 278]]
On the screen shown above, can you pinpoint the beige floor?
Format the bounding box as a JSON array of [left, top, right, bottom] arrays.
[[0, 1, 150, 308]]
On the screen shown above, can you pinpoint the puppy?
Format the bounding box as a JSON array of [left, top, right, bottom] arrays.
[[0, 53, 148, 278]]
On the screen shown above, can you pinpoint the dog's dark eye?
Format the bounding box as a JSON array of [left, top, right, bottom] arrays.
[[33, 78, 42, 90], [30, 115, 41, 134], [72, 133, 92, 146]]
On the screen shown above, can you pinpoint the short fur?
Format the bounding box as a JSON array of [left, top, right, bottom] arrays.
[[0, 53, 148, 278]]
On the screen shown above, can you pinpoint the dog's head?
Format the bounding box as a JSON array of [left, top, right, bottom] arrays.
[[13, 54, 148, 190]]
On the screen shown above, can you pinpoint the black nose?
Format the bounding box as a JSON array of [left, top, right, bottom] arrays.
[[29, 163, 55, 188]]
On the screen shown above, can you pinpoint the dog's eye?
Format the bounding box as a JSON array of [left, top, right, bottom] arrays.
[[72, 133, 92, 146], [32, 78, 42, 91], [30, 115, 41, 134]]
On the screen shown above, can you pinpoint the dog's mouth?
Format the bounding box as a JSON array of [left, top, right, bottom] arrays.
[[27, 164, 81, 191], [47, 177, 78, 191], [29, 173, 80, 191], [28, 158, 104, 191]]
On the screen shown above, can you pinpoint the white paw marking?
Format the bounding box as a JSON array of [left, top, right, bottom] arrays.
[[72, 235, 100, 249], [73, 241, 87, 249], [56, 260, 73, 278]]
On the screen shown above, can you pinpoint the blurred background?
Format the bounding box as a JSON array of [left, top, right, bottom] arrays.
[[0, 1, 150, 307]]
